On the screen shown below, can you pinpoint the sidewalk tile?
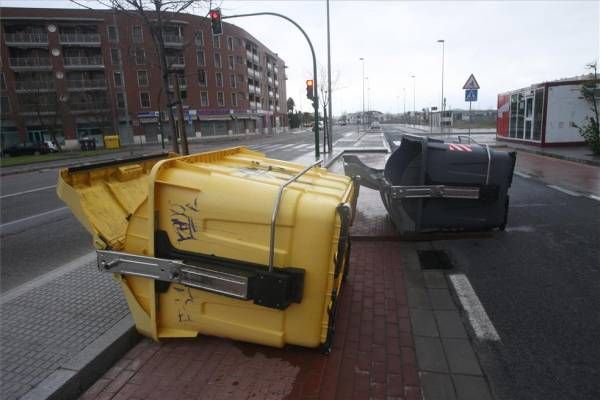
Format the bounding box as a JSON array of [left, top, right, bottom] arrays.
[[410, 309, 439, 337], [453, 374, 493, 400], [424, 270, 449, 289], [434, 311, 468, 339], [441, 339, 482, 376], [407, 287, 432, 309], [414, 337, 448, 373], [428, 288, 457, 310], [420, 372, 457, 400]]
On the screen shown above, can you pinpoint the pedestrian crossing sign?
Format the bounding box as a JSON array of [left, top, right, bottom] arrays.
[[465, 89, 478, 102]]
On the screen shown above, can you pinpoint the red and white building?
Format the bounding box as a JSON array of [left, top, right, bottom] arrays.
[[497, 75, 598, 146]]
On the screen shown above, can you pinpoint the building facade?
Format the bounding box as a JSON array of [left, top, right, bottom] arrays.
[[497, 75, 597, 146], [0, 7, 287, 150]]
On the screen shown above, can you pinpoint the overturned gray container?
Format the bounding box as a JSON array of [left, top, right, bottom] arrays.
[[344, 135, 516, 234]]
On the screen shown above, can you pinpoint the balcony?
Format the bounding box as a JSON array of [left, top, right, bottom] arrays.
[[9, 57, 51, 70], [247, 68, 254, 78], [268, 91, 274, 98], [275, 92, 279, 99], [168, 77, 187, 89], [4, 32, 48, 46], [268, 77, 273, 85], [166, 55, 185, 68], [19, 104, 56, 114], [67, 79, 107, 90], [163, 34, 183, 46], [70, 101, 109, 112], [59, 33, 101, 46], [252, 54, 259, 63], [246, 50, 253, 60], [64, 56, 104, 68], [15, 80, 56, 92], [275, 80, 279, 87]]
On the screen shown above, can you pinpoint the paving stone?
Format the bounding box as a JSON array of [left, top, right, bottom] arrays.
[[428, 288, 457, 310], [410, 309, 439, 337], [423, 270, 448, 289], [407, 287, 431, 309], [441, 338, 482, 376], [434, 310, 468, 339], [420, 372, 457, 400], [414, 337, 448, 373], [453, 374, 494, 400]]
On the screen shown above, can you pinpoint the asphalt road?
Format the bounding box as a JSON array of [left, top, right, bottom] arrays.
[[0, 126, 357, 292], [386, 125, 600, 400]]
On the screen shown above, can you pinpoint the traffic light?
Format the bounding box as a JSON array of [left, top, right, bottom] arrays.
[[306, 79, 314, 100], [210, 9, 222, 36]]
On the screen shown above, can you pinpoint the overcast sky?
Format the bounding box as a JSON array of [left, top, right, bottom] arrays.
[[3, 0, 599, 116]]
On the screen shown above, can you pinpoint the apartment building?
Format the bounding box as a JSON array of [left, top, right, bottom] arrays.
[[0, 7, 287, 149]]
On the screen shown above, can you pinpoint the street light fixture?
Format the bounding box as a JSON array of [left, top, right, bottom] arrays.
[[437, 39, 445, 132]]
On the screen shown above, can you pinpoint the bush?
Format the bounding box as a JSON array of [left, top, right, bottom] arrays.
[[577, 116, 600, 154]]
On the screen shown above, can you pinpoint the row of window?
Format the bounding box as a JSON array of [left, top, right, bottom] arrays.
[[106, 24, 241, 51], [113, 70, 245, 90], [133, 91, 241, 109]]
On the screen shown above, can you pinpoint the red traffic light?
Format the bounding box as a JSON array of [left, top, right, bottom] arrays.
[[209, 9, 221, 20], [210, 9, 223, 36]]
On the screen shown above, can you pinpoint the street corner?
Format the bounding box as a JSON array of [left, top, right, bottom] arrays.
[[81, 241, 421, 400]]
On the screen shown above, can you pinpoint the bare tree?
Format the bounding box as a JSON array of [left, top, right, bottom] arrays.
[[80, 0, 210, 153], [318, 65, 341, 153]]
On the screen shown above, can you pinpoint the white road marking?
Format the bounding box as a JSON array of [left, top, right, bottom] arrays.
[[292, 144, 308, 149], [589, 194, 600, 202], [449, 274, 501, 342], [514, 171, 531, 179], [279, 144, 295, 149], [0, 207, 68, 229], [547, 185, 582, 197], [0, 185, 56, 199]]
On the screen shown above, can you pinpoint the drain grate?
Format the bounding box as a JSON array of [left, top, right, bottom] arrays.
[[417, 250, 454, 270]]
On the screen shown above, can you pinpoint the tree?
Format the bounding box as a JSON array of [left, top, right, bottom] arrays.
[[287, 97, 295, 113], [86, 0, 210, 154], [318, 65, 341, 152], [576, 63, 600, 154]]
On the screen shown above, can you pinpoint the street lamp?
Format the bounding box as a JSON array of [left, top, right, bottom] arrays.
[[437, 39, 445, 132], [359, 57, 365, 128], [403, 87, 406, 119], [410, 74, 416, 126]]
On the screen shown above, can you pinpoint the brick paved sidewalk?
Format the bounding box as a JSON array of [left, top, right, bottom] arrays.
[[81, 240, 420, 400]]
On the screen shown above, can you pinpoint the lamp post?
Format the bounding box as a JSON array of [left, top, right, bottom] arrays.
[[437, 39, 445, 133], [410, 74, 416, 126], [403, 87, 406, 122], [359, 57, 365, 129]]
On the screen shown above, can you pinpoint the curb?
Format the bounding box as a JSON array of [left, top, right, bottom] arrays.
[[499, 145, 600, 167], [20, 315, 139, 400]]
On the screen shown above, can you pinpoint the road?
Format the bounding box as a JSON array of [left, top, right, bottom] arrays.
[[0, 126, 357, 292], [385, 125, 600, 400]]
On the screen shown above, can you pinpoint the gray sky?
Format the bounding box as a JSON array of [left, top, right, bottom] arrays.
[[4, 0, 599, 116]]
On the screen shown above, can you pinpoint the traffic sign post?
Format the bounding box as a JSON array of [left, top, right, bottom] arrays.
[[463, 74, 480, 138]]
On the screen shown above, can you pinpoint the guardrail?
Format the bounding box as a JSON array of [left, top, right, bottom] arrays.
[[8, 57, 51, 67], [4, 32, 48, 44], [64, 56, 104, 66], [59, 33, 101, 44]]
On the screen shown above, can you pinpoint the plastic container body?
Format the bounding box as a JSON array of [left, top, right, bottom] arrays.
[[103, 135, 121, 149], [58, 147, 357, 349]]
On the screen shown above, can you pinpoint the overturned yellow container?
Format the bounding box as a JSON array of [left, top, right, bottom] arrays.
[[103, 135, 120, 149], [57, 147, 358, 351]]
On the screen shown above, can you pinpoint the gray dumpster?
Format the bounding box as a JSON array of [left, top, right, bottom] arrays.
[[343, 135, 516, 234]]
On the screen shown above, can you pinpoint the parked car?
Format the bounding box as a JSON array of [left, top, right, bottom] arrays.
[[370, 121, 382, 130], [44, 140, 59, 152], [2, 142, 51, 157]]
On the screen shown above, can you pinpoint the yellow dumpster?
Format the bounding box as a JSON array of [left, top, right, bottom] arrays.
[[103, 135, 120, 149], [57, 147, 358, 351]]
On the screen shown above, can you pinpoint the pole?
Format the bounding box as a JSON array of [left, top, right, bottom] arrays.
[[438, 39, 445, 133], [174, 77, 189, 155], [468, 100, 472, 139], [326, 0, 333, 153], [360, 58, 365, 130], [223, 12, 319, 158]]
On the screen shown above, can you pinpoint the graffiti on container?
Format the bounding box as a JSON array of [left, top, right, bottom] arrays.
[[169, 197, 200, 242]]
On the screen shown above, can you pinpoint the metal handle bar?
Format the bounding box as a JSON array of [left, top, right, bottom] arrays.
[[269, 159, 322, 271]]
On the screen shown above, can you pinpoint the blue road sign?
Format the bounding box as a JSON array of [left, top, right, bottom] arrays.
[[465, 89, 478, 102]]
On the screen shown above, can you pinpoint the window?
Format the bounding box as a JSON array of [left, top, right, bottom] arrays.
[[200, 91, 209, 106], [214, 53, 221, 68], [198, 69, 207, 86], [113, 71, 123, 87], [110, 48, 121, 65], [229, 74, 236, 88], [196, 50, 205, 66], [137, 70, 148, 86], [212, 35, 220, 49], [0, 96, 10, 114], [215, 72, 223, 87], [217, 91, 224, 107], [0, 73, 5, 90], [234, 37, 242, 48], [228, 55, 234, 70], [140, 92, 150, 108], [107, 25, 118, 42], [132, 25, 143, 43], [116, 92, 125, 109], [238, 75, 244, 87], [235, 56, 243, 67], [231, 92, 238, 107], [194, 31, 204, 46], [135, 48, 146, 65], [227, 36, 234, 50]]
